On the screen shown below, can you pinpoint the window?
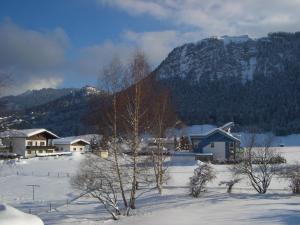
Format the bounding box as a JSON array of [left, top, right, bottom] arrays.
[[27, 141, 32, 146], [229, 142, 234, 147], [73, 148, 76, 151], [40, 142, 45, 146], [27, 150, 31, 154], [38, 150, 43, 153], [46, 150, 53, 153], [60, 147, 63, 151], [210, 142, 214, 148], [80, 148, 83, 151]]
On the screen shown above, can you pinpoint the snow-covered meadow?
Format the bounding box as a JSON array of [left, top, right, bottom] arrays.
[[1, 146, 300, 225]]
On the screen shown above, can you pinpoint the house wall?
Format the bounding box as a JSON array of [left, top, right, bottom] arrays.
[[55, 144, 71, 152], [54, 144, 87, 152], [193, 131, 239, 161], [203, 142, 226, 161], [70, 145, 86, 152], [2, 137, 26, 156]]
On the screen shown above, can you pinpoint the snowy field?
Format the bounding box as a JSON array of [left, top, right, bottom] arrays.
[[1, 148, 300, 225]]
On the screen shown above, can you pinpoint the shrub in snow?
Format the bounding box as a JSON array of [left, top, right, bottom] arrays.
[[280, 163, 300, 194], [232, 133, 284, 194], [189, 161, 216, 197], [219, 178, 241, 193]]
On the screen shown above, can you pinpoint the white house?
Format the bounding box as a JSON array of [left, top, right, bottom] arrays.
[[0, 129, 59, 158], [53, 136, 90, 153]]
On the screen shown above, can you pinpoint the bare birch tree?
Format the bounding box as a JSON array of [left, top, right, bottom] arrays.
[[81, 50, 177, 217], [124, 50, 151, 209], [101, 56, 129, 208], [148, 91, 173, 194]]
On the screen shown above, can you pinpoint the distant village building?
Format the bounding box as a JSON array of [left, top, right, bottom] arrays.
[[53, 137, 90, 153], [0, 129, 59, 158]]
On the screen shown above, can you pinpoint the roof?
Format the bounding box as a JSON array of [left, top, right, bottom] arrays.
[[52, 136, 90, 145], [207, 128, 240, 142], [0, 129, 59, 139], [220, 122, 234, 131], [190, 128, 240, 142]]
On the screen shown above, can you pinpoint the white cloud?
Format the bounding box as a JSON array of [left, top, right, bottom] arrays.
[[21, 77, 64, 92], [99, 0, 300, 37], [76, 41, 134, 76], [0, 20, 69, 96], [124, 30, 179, 65], [75, 29, 206, 80], [99, 0, 170, 18]]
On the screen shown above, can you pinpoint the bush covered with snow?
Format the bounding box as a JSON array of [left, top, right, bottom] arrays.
[[189, 161, 216, 197]]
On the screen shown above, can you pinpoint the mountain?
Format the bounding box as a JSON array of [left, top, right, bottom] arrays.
[[155, 32, 300, 135], [2, 32, 300, 136], [156, 33, 300, 81], [0, 86, 106, 136], [0, 88, 76, 112]]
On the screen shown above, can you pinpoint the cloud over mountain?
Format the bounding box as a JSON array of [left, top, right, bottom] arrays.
[[0, 19, 68, 95], [99, 0, 300, 37]]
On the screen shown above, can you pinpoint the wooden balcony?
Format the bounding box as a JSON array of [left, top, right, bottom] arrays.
[[26, 146, 58, 151]]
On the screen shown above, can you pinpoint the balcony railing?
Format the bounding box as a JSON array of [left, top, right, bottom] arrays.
[[26, 146, 58, 150]]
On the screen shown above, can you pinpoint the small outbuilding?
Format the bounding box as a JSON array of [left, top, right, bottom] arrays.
[[53, 136, 90, 153]]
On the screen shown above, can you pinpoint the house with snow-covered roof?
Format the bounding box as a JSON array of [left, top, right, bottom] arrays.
[[53, 136, 90, 153], [0, 129, 59, 158], [190, 122, 241, 162]]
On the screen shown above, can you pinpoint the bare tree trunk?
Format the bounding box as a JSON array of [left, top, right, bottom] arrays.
[[112, 95, 128, 208], [150, 95, 170, 194], [129, 82, 141, 210]]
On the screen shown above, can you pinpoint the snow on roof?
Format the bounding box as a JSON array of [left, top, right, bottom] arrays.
[[190, 128, 240, 142], [0, 204, 44, 225], [53, 136, 90, 145], [0, 129, 59, 139], [172, 124, 217, 137], [220, 122, 235, 130]]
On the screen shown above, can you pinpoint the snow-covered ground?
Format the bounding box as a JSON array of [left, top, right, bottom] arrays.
[[0, 204, 44, 225], [0, 148, 300, 225]]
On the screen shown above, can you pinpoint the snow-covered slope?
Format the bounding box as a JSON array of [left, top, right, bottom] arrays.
[[156, 32, 300, 81], [0, 204, 44, 225]]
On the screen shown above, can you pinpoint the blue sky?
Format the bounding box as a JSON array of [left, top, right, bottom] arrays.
[[1, 0, 300, 95]]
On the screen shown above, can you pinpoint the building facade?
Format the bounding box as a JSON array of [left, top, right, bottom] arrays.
[[53, 137, 90, 153], [0, 129, 59, 157], [190, 123, 241, 162]]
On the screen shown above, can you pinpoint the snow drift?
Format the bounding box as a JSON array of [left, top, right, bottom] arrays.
[[0, 204, 44, 225]]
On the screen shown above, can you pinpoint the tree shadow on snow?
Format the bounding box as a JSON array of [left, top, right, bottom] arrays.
[[251, 209, 300, 225]]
